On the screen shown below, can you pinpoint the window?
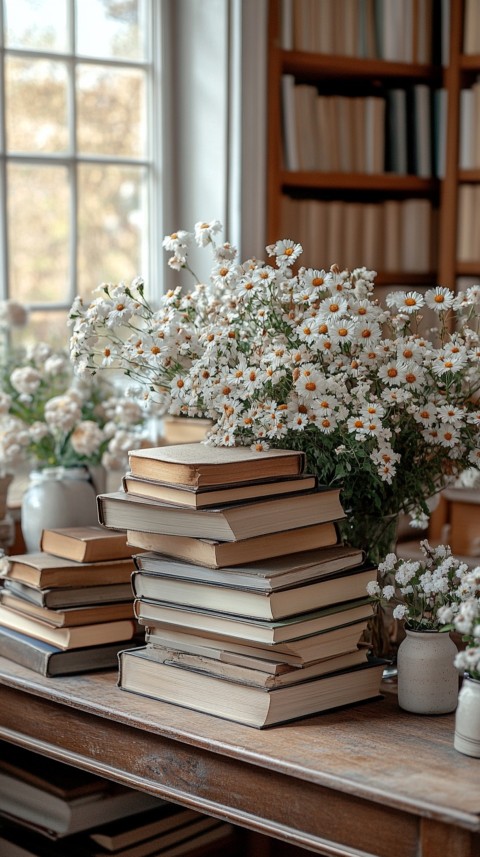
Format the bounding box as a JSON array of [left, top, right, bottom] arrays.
[[0, 0, 157, 343]]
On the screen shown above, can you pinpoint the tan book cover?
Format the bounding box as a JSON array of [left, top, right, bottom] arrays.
[[4, 553, 135, 589], [0, 591, 134, 628], [126, 521, 339, 568], [0, 604, 137, 650], [128, 443, 305, 488], [40, 526, 133, 563]]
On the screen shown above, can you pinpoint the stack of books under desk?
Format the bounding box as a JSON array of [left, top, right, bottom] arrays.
[[97, 443, 384, 728], [0, 740, 235, 857], [0, 527, 144, 676]]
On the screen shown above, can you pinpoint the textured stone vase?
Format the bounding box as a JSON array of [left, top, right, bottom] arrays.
[[21, 466, 99, 552], [397, 629, 459, 714], [454, 675, 480, 757]]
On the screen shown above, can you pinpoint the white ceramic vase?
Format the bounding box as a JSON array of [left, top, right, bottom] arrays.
[[454, 675, 480, 757], [397, 629, 459, 714], [21, 466, 99, 553]]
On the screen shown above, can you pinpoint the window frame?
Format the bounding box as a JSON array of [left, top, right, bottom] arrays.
[[0, 0, 160, 312]]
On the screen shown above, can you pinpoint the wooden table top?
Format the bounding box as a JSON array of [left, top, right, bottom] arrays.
[[0, 658, 478, 836]]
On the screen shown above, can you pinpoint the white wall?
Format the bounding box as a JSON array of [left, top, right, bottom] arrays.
[[159, 0, 267, 288]]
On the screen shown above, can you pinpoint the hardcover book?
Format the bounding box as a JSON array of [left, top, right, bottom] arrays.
[[97, 488, 344, 542], [118, 647, 384, 728], [135, 597, 374, 646], [132, 545, 364, 592], [0, 605, 137, 650], [122, 472, 317, 508], [0, 626, 142, 677], [131, 565, 375, 621], [3, 553, 135, 589], [127, 443, 305, 488], [126, 522, 339, 568], [40, 526, 134, 562]]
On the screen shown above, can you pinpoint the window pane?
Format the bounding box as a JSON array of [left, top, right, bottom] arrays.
[[13, 310, 69, 349], [7, 164, 70, 303], [5, 58, 69, 154], [76, 65, 146, 157], [75, 0, 147, 61], [77, 164, 147, 299], [4, 0, 68, 52]]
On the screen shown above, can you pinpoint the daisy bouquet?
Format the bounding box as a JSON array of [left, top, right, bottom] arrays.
[[69, 220, 480, 557], [0, 341, 150, 473]]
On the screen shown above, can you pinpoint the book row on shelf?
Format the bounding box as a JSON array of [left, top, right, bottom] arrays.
[[464, 0, 480, 54], [282, 77, 445, 178], [0, 740, 236, 857], [457, 185, 480, 263], [460, 80, 480, 169], [0, 443, 384, 729], [280, 196, 437, 274], [280, 0, 448, 65]]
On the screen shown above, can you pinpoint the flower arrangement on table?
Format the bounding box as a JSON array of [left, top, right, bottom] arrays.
[[438, 571, 480, 679], [0, 340, 151, 477], [368, 540, 477, 631], [68, 220, 480, 563]]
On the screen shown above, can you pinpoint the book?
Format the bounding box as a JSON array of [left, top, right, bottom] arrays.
[[0, 605, 137, 650], [3, 553, 135, 589], [118, 647, 384, 728], [132, 565, 375, 621], [126, 522, 340, 568], [147, 645, 368, 689], [86, 817, 226, 857], [40, 526, 133, 562], [97, 489, 344, 542], [135, 597, 374, 647], [122, 472, 317, 508], [161, 416, 212, 444], [89, 805, 205, 851], [0, 625, 142, 676], [0, 591, 134, 627], [0, 759, 162, 838], [133, 544, 364, 592], [0, 740, 109, 800], [127, 443, 305, 488], [2, 579, 133, 609], [0, 821, 235, 857], [145, 620, 371, 666]]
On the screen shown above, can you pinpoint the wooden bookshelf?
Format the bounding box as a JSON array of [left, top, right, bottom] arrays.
[[266, 0, 477, 286]]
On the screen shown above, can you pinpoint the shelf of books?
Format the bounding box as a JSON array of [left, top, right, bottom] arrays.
[[0, 739, 237, 856], [267, 0, 448, 284]]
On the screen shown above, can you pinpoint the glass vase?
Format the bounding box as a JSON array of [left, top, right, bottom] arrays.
[[397, 629, 459, 714], [21, 466, 99, 553], [340, 512, 400, 661]]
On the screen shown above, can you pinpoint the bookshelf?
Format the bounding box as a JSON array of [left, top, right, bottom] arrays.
[[266, 0, 475, 291]]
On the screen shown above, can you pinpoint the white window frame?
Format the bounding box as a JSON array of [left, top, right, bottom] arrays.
[[0, 0, 161, 311]]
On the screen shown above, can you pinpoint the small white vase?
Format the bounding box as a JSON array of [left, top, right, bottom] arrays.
[[454, 675, 480, 757], [397, 629, 459, 714], [21, 466, 99, 553]]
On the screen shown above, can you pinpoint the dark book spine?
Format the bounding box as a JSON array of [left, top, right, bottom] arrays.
[[0, 631, 50, 676]]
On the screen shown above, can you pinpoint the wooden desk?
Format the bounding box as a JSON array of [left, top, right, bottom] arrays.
[[0, 658, 478, 857]]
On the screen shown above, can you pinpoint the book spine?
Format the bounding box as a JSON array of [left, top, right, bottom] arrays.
[[0, 632, 50, 676]]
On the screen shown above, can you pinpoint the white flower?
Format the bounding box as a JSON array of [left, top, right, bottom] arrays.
[[194, 220, 222, 246], [10, 367, 42, 395], [393, 604, 408, 620], [424, 287, 456, 311], [70, 421, 105, 456], [366, 580, 381, 596]]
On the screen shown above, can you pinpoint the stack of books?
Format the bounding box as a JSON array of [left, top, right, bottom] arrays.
[[97, 443, 384, 728], [0, 527, 142, 676], [0, 740, 235, 856]]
